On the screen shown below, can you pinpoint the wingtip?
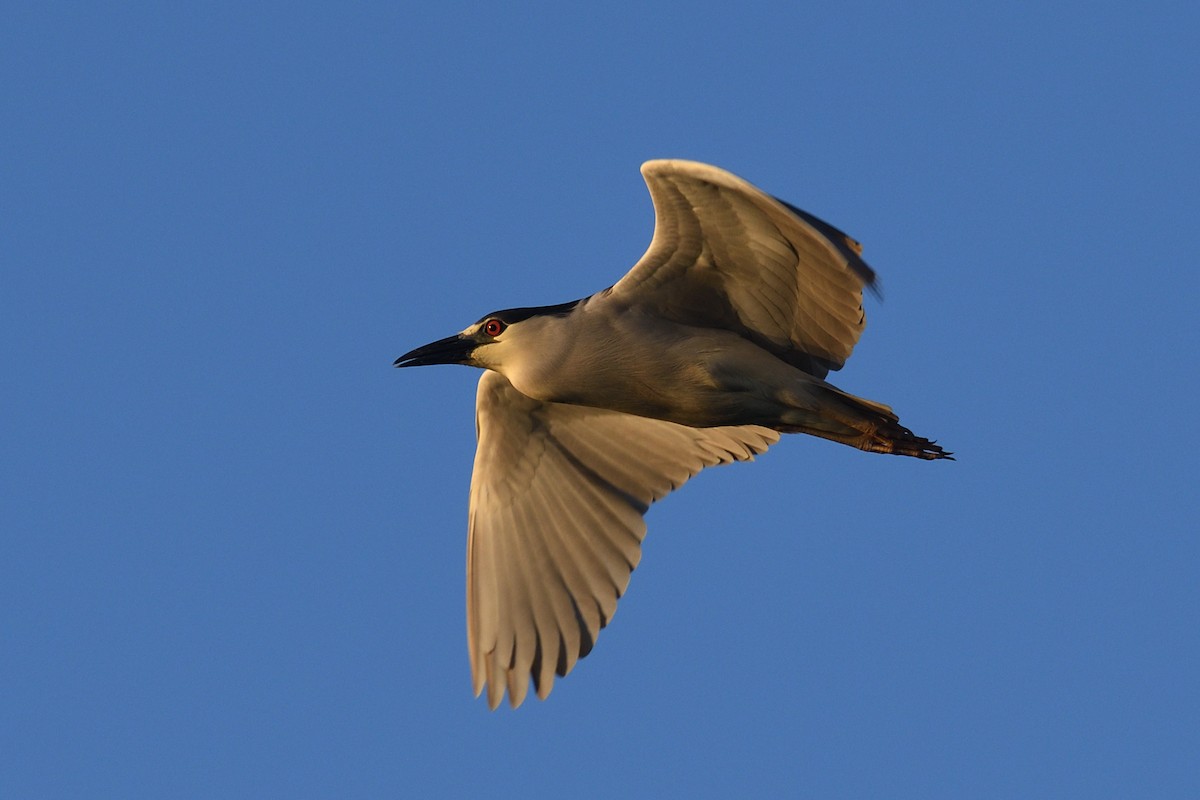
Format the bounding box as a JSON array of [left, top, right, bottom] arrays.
[[917, 442, 954, 461]]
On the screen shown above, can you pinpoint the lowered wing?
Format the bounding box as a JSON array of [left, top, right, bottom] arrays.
[[466, 370, 779, 708]]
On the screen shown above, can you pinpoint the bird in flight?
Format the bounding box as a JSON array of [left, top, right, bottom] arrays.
[[395, 160, 951, 709]]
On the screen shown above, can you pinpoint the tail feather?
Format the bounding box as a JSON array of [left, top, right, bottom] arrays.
[[780, 388, 953, 461]]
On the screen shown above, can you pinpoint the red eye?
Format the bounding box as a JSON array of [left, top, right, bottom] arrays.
[[483, 319, 505, 337]]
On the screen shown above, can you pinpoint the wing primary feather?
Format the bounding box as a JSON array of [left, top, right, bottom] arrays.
[[542, 442, 642, 585], [566, 593, 596, 663], [518, 483, 583, 674], [468, 505, 506, 698], [509, 480, 590, 706], [466, 508, 486, 698], [541, 492, 615, 625], [547, 433, 651, 517], [538, 458, 626, 598], [498, 499, 556, 707], [526, 456, 619, 670], [523, 481, 594, 677], [486, 649, 504, 710], [771, 195, 877, 291]]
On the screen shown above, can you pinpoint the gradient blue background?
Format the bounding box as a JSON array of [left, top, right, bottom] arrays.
[[4, 3, 1198, 797]]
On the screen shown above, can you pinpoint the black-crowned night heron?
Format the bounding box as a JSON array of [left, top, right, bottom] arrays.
[[396, 159, 951, 709]]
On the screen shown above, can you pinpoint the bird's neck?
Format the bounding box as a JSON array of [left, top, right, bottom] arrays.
[[501, 306, 606, 404]]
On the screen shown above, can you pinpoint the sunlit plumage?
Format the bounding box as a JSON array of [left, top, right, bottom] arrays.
[[395, 160, 951, 709]]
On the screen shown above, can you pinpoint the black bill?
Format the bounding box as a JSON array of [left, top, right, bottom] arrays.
[[393, 334, 475, 368]]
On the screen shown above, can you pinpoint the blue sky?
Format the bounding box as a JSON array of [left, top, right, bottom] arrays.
[[4, 2, 1198, 797]]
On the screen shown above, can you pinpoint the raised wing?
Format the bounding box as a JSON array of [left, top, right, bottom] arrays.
[[607, 159, 877, 378], [467, 371, 779, 709]]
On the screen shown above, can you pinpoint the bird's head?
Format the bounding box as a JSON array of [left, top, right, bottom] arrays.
[[394, 300, 582, 374]]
